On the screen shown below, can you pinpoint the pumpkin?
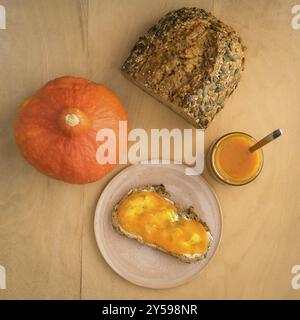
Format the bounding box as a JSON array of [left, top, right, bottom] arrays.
[[15, 76, 128, 184]]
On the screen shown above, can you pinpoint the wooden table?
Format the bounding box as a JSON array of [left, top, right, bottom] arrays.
[[0, 0, 299, 300]]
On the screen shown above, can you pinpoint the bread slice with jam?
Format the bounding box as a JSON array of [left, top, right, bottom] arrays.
[[112, 184, 212, 263]]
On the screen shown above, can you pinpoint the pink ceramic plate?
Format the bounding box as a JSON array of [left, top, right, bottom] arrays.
[[94, 163, 222, 289]]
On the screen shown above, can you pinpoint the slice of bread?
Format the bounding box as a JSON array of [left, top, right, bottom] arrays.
[[112, 184, 212, 263]]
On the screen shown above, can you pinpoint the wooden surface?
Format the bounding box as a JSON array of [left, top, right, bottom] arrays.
[[0, 0, 299, 299]]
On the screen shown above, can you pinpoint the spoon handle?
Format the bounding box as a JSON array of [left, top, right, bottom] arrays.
[[249, 129, 283, 153]]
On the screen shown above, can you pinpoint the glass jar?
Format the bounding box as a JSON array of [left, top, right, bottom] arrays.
[[207, 132, 264, 186]]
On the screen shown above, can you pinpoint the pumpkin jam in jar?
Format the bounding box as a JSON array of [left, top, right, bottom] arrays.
[[207, 132, 264, 186]]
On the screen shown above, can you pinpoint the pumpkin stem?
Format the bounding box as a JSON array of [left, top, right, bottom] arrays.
[[65, 114, 80, 127]]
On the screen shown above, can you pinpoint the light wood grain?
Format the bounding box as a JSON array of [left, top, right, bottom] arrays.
[[0, 0, 299, 300]]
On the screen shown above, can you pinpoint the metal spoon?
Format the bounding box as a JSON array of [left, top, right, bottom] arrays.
[[249, 129, 283, 153]]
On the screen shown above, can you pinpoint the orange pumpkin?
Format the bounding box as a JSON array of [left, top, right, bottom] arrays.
[[15, 76, 128, 184]]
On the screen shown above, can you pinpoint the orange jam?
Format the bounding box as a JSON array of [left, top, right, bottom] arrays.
[[209, 132, 263, 185], [117, 191, 210, 255]]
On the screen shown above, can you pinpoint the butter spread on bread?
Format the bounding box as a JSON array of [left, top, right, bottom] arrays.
[[112, 185, 212, 263]]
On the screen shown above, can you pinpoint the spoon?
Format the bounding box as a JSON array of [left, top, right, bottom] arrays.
[[249, 129, 283, 153]]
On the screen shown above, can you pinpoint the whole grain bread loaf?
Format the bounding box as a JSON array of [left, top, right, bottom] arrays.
[[122, 7, 246, 129]]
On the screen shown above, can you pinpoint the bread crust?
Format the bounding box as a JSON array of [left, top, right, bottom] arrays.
[[112, 184, 212, 263], [122, 7, 246, 129]]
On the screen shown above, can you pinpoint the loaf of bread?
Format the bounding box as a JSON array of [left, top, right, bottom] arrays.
[[122, 7, 246, 129], [112, 184, 212, 263]]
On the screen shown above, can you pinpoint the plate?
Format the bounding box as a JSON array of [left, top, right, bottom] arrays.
[[94, 163, 222, 289]]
